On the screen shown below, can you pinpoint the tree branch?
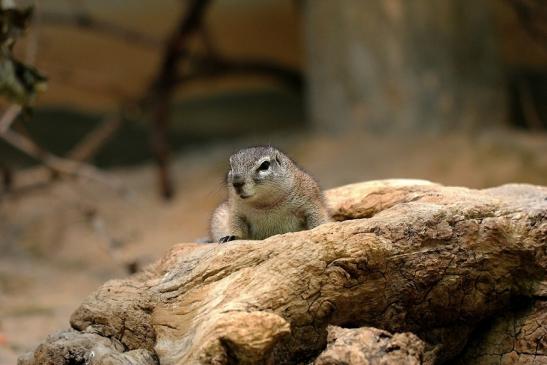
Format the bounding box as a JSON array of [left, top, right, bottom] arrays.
[[147, 0, 212, 200], [0, 104, 22, 133], [0, 125, 125, 193], [66, 113, 123, 162]]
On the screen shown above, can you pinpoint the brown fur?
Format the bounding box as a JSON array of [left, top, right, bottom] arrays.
[[210, 146, 331, 242]]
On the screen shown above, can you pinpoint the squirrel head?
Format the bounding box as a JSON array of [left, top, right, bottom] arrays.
[[226, 146, 294, 203]]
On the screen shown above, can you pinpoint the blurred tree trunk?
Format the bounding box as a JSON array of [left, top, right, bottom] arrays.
[[304, 0, 507, 133]]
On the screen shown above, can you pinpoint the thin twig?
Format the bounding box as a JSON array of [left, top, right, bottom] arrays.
[[0, 127, 125, 193], [0, 2, 128, 196], [0, 105, 22, 133], [67, 113, 123, 162]]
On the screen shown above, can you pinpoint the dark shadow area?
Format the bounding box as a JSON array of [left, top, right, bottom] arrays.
[[0, 88, 304, 168]]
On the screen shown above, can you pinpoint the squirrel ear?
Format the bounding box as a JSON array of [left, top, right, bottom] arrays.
[[275, 154, 281, 165]]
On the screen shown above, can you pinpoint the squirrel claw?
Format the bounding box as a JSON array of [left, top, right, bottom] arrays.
[[219, 235, 237, 244]]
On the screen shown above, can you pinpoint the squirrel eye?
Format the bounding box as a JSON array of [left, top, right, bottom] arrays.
[[258, 160, 270, 171]]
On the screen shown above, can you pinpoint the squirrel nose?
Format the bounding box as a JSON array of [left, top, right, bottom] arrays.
[[232, 174, 244, 188]]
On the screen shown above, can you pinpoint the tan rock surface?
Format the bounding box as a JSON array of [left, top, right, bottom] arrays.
[[18, 180, 547, 364], [314, 326, 425, 365]]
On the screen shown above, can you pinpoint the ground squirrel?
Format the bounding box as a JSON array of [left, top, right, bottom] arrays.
[[210, 146, 331, 243]]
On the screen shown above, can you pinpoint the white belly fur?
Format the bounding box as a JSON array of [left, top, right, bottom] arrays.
[[243, 206, 304, 240]]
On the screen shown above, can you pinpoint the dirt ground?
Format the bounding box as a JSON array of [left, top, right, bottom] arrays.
[[1, 131, 546, 364]]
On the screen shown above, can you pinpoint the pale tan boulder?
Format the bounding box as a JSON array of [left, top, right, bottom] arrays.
[[19, 180, 547, 365]]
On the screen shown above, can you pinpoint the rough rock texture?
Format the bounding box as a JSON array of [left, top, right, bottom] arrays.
[[16, 329, 157, 365], [314, 326, 425, 365], [454, 300, 547, 364], [18, 180, 546, 365]]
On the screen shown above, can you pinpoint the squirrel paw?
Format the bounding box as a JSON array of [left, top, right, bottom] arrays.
[[219, 235, 237, 244]]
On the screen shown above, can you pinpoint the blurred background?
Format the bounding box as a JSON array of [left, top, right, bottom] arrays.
[[0, 0, 546, 362]]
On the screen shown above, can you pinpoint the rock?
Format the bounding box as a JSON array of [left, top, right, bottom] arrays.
[[17, 329, 157, 365], [314, 326, 425, 365], [454, 300, 547, 365], [19, 180, 547, 364]]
